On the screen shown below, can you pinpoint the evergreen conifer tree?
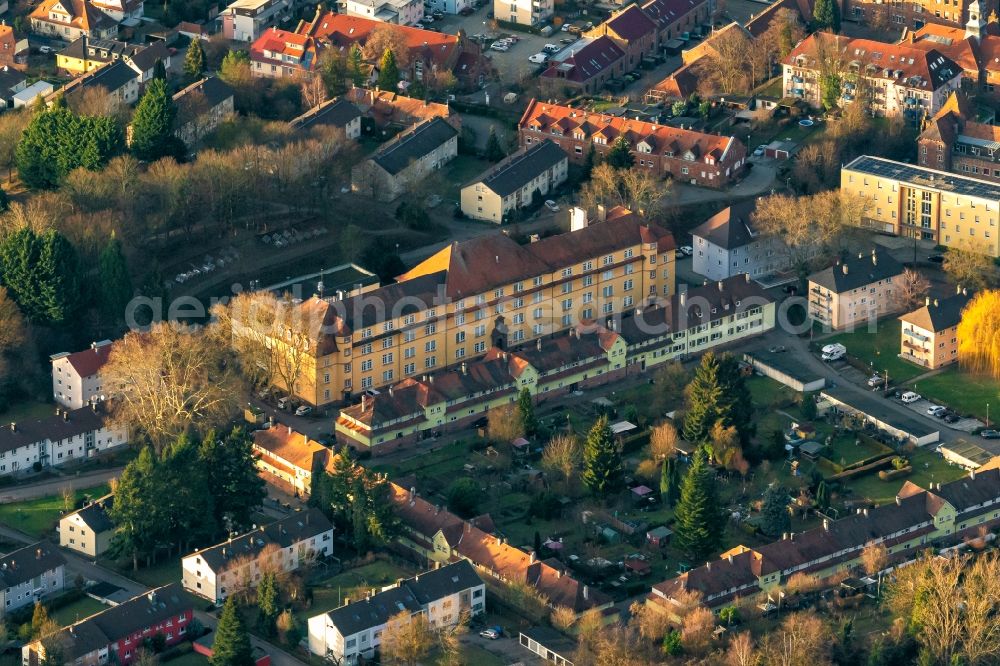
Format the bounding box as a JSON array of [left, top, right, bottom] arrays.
[[605, 135, 634, 168], [581, 416, 623, 497], [130, 78, 182, 162], [673, 450, 724, 560], [97, 232, 132, 326], [682, 353, 724, 444], [376, 48, 400, 91], [660, 457, 681, 506], [759, 484, 790, 537], [348, 44, 366, 86], [183, 40, 206, 82], [517, 387, 537, 437], [210, 597, 253, 666], [485, 127, 505, 161], [812, 0, 841, 32]]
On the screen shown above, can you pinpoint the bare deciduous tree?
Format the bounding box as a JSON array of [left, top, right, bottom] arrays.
[[541, 434, 581, 487], [550, 606, 577, 632], [681, 605, 716, 654], [380, 611, 434, 665], [362, 26, 413, 68], [649, 422, 678, 461], [944, 241, 998, 291], [487, 403, 525, 444], [103, 323, 239, 450], [726, 631, 758, 666], [299, 74, 328, 110], [628, 600, 671, 642], [761, 611, 831, 666], [860, 541, 888, 577], [895, 268, 931, 312]]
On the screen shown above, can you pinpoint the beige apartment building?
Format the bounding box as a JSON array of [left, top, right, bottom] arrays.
[[239, 208, 675, 407], [460, 140, 568, 223], [59, 495, 114, 557], [842, 155, 1000, 257], [807, 250, 905, 330], [899, 288, 972, 369]]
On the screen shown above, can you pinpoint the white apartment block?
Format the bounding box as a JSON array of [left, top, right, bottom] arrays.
[[494, 0, 553, 26], [424, 0, 471, 15], [0, 403, 126, 477], [0, 543, 66, 618], [50, 340, 113, 410], [221, 0, 293, 42], [182, 509, 334, 604], [690, 202, 790, 282], [339, 0, 423, 25], [807, 251, 905, 330], [308, 560, 484, 665]]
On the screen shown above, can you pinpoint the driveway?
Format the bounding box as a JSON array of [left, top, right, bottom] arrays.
[[673, 160, 778, 205], [461, 632, 544, 665]]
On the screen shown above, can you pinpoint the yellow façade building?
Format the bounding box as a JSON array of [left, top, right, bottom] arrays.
[[253, 207, 677, 407]]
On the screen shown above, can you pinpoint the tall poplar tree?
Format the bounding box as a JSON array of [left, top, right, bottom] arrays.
[[660, 457, 681, 507], [582, 416, 623, 497], [376, 48, 399, 91], [673, 450, 725, 561], [517, 387, 537, 437], [682, 353, 724, 444]]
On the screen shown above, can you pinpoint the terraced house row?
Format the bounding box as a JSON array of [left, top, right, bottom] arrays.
[[335, 274, 775, 452], [649, 464, 1000, 612], [235, 208, 677, 408]]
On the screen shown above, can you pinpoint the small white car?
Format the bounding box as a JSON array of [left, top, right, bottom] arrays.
[[901, 391, 922, 404], [542, 43, 560, 53], [926, 405, 946, 416], [38, 45, 53, 54], [679, 245, 693, 256], [295, 405, 314, 417], [528, 53, 548, 64], [490, 42, 509, 52], [544, 200, 559, 211]]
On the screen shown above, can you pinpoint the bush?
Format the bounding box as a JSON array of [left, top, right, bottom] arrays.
[[878, 466, 912, 481]]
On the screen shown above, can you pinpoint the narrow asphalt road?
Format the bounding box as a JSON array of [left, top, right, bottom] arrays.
[[0, 468, 123, 503]]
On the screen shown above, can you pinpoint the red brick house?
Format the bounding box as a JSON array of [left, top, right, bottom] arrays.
[[640, 0, 710, 43], [918, 91, 1000, 181], [0, 24, 29, 71], [584, 4, 659, 70], [518, 99, 747, 187], [539, 36, 626, 96]]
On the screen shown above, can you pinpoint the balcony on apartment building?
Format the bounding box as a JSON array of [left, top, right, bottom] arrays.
[[902, 327, 931, 344], [900, 350, 930, 367]]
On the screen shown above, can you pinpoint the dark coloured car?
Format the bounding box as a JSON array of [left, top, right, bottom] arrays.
[[459, 6, 474, 14], [981, 429, 1000, 439], [943, 414, 961, 424], [927, 254, 945, 263]]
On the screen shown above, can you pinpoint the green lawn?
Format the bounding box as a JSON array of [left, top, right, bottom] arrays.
[[50, 597, 108, 626], [826, 435, 891, 468], [824, 319, 926, 384], [442, 155, 493, 201], [101, 557, 182, 589], [161, 651, 209, 666], [0, 400, 56, 423], [746, 375, 798, 410], [432, 644, 505, 666], [912, 366, 1000, 422], [840, 448, 967, 505], [0, 484, 110, 538], [308, 560, 416, 617]]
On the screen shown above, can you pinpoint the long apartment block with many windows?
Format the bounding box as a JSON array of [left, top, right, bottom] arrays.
[[842, 154, 1000, 256], [254, 207, 676, 407]]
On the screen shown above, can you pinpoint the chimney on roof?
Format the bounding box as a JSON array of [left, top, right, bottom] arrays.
[[147, 590, 157, 605], [362, 395, 368, 411], [896, 495, 902, 506], [782, 532, 789, 540], [706, 561, 712, 571], [536, 339, 541, 351], [963, 287, 968, 296], [63, 410, 68, 422], [288, 425, 292, 435], [957, 284, 963, 294], [718, 281, 723, 292], [92, 341, 98, 352], [389, 386, 394, 397], [597, 203, 607, 222], [583, 585, 589, 600], [842, 264, 849, 275], [495, 255, 499, 264], [823, 518, 829, 531], [8, 422, 14, 433], [745, 273, 750, 283], [863, 508, 869, 517], [728, 554, 734, 564], [934, 299, 939, 307], [55, 407, 60, 417], [926, 296, 931, 306], [435, 504, 440, 515], [971, 469, 976, 480], [429, 374, 434, 383], [461, 362, 468, 375], [35, 548, 41, 559], [680, 290, 686, 307], [530, 551, 536, 563]]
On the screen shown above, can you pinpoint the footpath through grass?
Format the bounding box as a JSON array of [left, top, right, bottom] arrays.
[[0, 484, 110, 538]]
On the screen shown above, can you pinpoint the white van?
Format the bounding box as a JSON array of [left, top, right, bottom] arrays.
[[528, 53, 548, 64], [821, 343, 846, 361]]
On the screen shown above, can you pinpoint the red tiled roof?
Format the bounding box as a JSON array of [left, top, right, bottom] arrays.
[[907, 23, 981, 75], [786, 33, 962, 89], [603, 5, 658, 42], [58, 342, 113, 378], [301, 12, 459, 68], [520, 99, 737, 166], [641, 0, 706, 31], [253, 425, 332, 473]]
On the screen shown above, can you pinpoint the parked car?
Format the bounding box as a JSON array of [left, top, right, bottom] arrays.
[[559, 37, 575, 44], [459, 5, 474, 14], [901, 391, 921, 404], [679, 245, 693, 256], [821, 343, 846, 361], [38, 45, 53, 54], [542, 43, 559, 53], [753, 144, 767, 157], [943, 413, 961, 424], [277, 396, 291, 410], [479, 627, 503, 640], [295, 405, 314, 417], [927, 254, 945, 263], [981, 429, 1000, 439], [545, 199, 560, 211], [528, 52, 548, 64], [867, 374, 885, 387], [490, 42, 509, 51], [926, 405, 946, 416], [769, 345, 786, 353]]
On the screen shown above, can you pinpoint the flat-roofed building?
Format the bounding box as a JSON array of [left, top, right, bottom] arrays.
[[899, 288, 972, 368], [842, 154, 1000, 257]]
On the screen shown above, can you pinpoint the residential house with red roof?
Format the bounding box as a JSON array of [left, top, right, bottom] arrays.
[[0, 24, 29, 71], [343, 87, 455, 129], [584, 4, 659, 70], [51, 340, 113, 410], [918, 91, 1000, 180], [743, 0, 813, 38], [644, 21, 753, 103], [518, 99, 747, 187], [783, 32, 963, 123], [250, 11, 491, 90], [388, 482, 613, 615], [29, 0, 118, 40], [335, 273, 775, 451], [649, 467, 1000, 611], [252, 424, 340, 496], [539, 36, 626, 96], [22, 584, 192, 666], [640, 0, 710, 45], [845, 0, 989, 31]]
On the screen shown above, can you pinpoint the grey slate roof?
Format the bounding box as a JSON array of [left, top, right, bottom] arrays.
[[69, 494, 114, 534], [173, 76, 234, 108], [188, 508, 332, 572], [808, 250, 904, 294], [690, 199, 758, 250], [0, 542, 65, 589], [322, 560, 482, 637], [900, 291, 972, 332], [0, 403, 109, 455], [474, 140, 567, 198], [0, 66, 27, 92], [126, 40, 169, 73], [62, 60, 135, 99], [290, 98, 362, 132], [371, 117, 457, 176]]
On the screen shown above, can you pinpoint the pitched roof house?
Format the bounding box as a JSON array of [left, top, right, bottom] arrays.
[[59, 494, 114, 557], [22, 584, 192, 666], [0, 66, 28, 108], [29, 0, 118, 41], [182, 509, 334, 603], [0, 24, 30, 71], [343, 87, 455, 129], [899, 287, 973, 369], [519, 99, 747, 187], [53, 59, 139, 107], [584, 4, 659, 69], [51, 340, 113, 410], [0, 542, 66, 617], [389, 483, 613, 615], [807, 249, 905, 330], [350, 116, 458, 201], [173, 76, 235, 146], [252, 424, 340, 496], [918, 91, 1000, 181], [539, 36, 627, 95], [289, 97, 363, 139], [460, 140, 569, 222], [307, 560, 485, 664], [690, 200, 790, 281], [650, 467, 1000, 610]]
